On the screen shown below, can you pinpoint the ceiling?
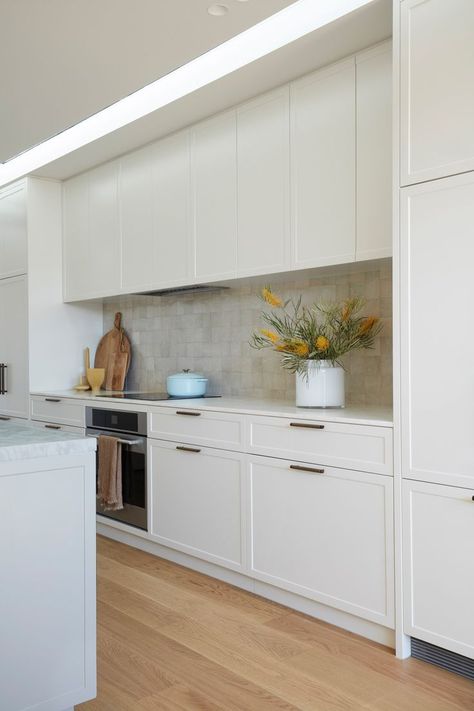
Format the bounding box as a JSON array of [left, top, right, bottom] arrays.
[[0, 0, 295, 163], [1, 0, 392, 181]]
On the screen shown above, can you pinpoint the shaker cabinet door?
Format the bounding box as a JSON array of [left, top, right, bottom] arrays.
[[400, 0, 474, 184], [0, 276, 29, 419], [0, 182, 27, 280], [191, 111, 237, 281], [356, 43, 392, 261], [401, 172, 474, 488], [236, 87, 290, 275], [290, 59, 356, 269], [249, 456, 394, 627], [403, 479, 474, 659]]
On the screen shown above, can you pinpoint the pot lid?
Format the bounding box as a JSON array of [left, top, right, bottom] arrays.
[[167, 369, 206, 380]]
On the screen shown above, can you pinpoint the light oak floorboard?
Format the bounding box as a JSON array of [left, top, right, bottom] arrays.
[[79, 536, 474, 710]]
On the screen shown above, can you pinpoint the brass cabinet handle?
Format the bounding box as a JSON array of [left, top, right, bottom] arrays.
[[45, 424, 61, 430], [176, 410, 201, 417], [290, 464, 325, 474], [290, 422, 324, 430], [45, 398, 61, 403], [176, 445, 201, 453]]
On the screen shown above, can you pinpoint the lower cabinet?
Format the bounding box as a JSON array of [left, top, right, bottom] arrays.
[[402, 479, 474, 659], [248, 456, 394, 627], [149, 440, 245, 571]]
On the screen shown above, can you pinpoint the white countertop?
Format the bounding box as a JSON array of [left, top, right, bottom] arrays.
[[31, 390, 393, 427], [0, 421, 96, 463]]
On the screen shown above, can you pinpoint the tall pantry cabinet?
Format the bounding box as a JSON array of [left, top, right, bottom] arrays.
[[398, 0, 474, 660], [0, 178, 103, 421]]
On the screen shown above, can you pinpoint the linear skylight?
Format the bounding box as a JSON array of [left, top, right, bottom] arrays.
[[0, 0, 375, 187]]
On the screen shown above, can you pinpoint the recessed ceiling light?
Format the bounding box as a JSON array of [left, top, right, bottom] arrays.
[[208, 3, 229, 16], [0, 0, 376, 187]]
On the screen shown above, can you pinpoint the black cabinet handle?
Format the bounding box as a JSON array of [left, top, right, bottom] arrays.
[[290, 464, 325, 474], [176, 410, 201, 417], [176, 445, 201, 453], [0, 363, 7, 395], [290, 422, 324, 430], [0, 415, 10, 421], [45, 398, 61, 403], [45, 424, 61, 430]]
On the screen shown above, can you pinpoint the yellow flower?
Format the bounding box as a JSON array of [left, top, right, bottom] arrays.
[[315, 335, 330, 351], [260, 329, 279, 343], [261, 287, 283, 308], [359, 316, 378, 334], [294, 342, 309, 357]]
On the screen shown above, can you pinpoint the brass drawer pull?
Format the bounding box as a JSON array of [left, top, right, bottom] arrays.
[[45, 424, 61, 430], [290, 422, 324, 430], [45, 398, 61, 403], [176, 445, 201, 453], [290, 464, 325, 475], [176, 410, 201, 417]]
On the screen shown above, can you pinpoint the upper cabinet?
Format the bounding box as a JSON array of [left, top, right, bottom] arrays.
[[236, 87, 290, 275], [0, 182, 28, 280], [191, 112, 237, 281], [291, 59, 356, 270], [356, 43, 392, 261], [62, 42, 392, 302], [401, 0, 474, 185], [63, 162, 120, 301]]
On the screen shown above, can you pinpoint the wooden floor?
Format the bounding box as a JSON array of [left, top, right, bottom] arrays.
[[79, 537, 474, 710]]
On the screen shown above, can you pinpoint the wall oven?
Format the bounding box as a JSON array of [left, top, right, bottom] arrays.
[[86, 407, 147, 531]]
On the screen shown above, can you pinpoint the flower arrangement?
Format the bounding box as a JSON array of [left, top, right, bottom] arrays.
[[250, 286, 382, 376]]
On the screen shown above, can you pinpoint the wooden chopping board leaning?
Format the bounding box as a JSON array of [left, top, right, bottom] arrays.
[[94, 312, 131, 391]]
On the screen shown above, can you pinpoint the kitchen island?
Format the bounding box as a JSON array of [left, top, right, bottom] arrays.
[[0, 421, 96, 711]]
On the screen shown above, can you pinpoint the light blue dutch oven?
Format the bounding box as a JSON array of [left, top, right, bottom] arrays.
[[166, 369, 208, 398]]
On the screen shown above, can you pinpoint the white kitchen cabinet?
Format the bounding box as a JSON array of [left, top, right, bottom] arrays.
[[290, 58, 356, 270], [191, 111, 237, 280], [356, 42, 392, 260], [247, 415, 393, 475], [400, 0, 474, 185], [402, 479, 474, 659], [149, 440, 245, 571], [0, 276, 29, 419], [120, 146, 155, 292], [88, 161, 120, 296], [0, 182, 27, 280], [30, 395, 85, 428], [151, 131, 192, 286], [249, 456, 394, 626], [401, 173, 474, 489], [149, 406, 245, 451], [63, 161, 120, 300], [236, 87, 290, 275]]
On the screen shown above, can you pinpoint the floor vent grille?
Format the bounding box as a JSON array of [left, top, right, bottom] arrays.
[[411, 638, 474, 681]]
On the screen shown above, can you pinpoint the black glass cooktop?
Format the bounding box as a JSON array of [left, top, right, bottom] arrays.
[[101, 392, 221, 401]]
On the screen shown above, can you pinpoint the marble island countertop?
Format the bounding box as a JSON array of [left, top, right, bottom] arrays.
[[30, 390, 393, 427], [0, 421, 96, 463]]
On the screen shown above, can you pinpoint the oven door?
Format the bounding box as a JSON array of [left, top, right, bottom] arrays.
[[87, 427, 147, 531]]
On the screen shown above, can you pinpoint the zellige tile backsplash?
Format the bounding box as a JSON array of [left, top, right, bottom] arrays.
[[103, 261, 392, 406]]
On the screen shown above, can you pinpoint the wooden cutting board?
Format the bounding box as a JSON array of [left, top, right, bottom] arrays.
[[94, 312, 131, 391]]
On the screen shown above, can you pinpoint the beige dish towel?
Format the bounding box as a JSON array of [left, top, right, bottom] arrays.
[[97, 435, 123, 511]]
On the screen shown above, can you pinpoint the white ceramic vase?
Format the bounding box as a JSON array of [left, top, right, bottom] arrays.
[[295, 360, 345, 408]]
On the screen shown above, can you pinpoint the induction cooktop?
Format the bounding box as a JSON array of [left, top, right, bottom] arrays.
[[100, 392, 221, 401]]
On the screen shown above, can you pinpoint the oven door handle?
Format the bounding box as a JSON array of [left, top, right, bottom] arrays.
[[87, 434, 143, 446]]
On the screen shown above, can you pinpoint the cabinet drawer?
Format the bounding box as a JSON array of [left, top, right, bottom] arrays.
[[149, 440, 245, 570], [30, 396, 85, 427], [28, 420, 85, 436], [247, 416, 392, 475], [148, 407, 245, 451], [249, 456, 394, 627]]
